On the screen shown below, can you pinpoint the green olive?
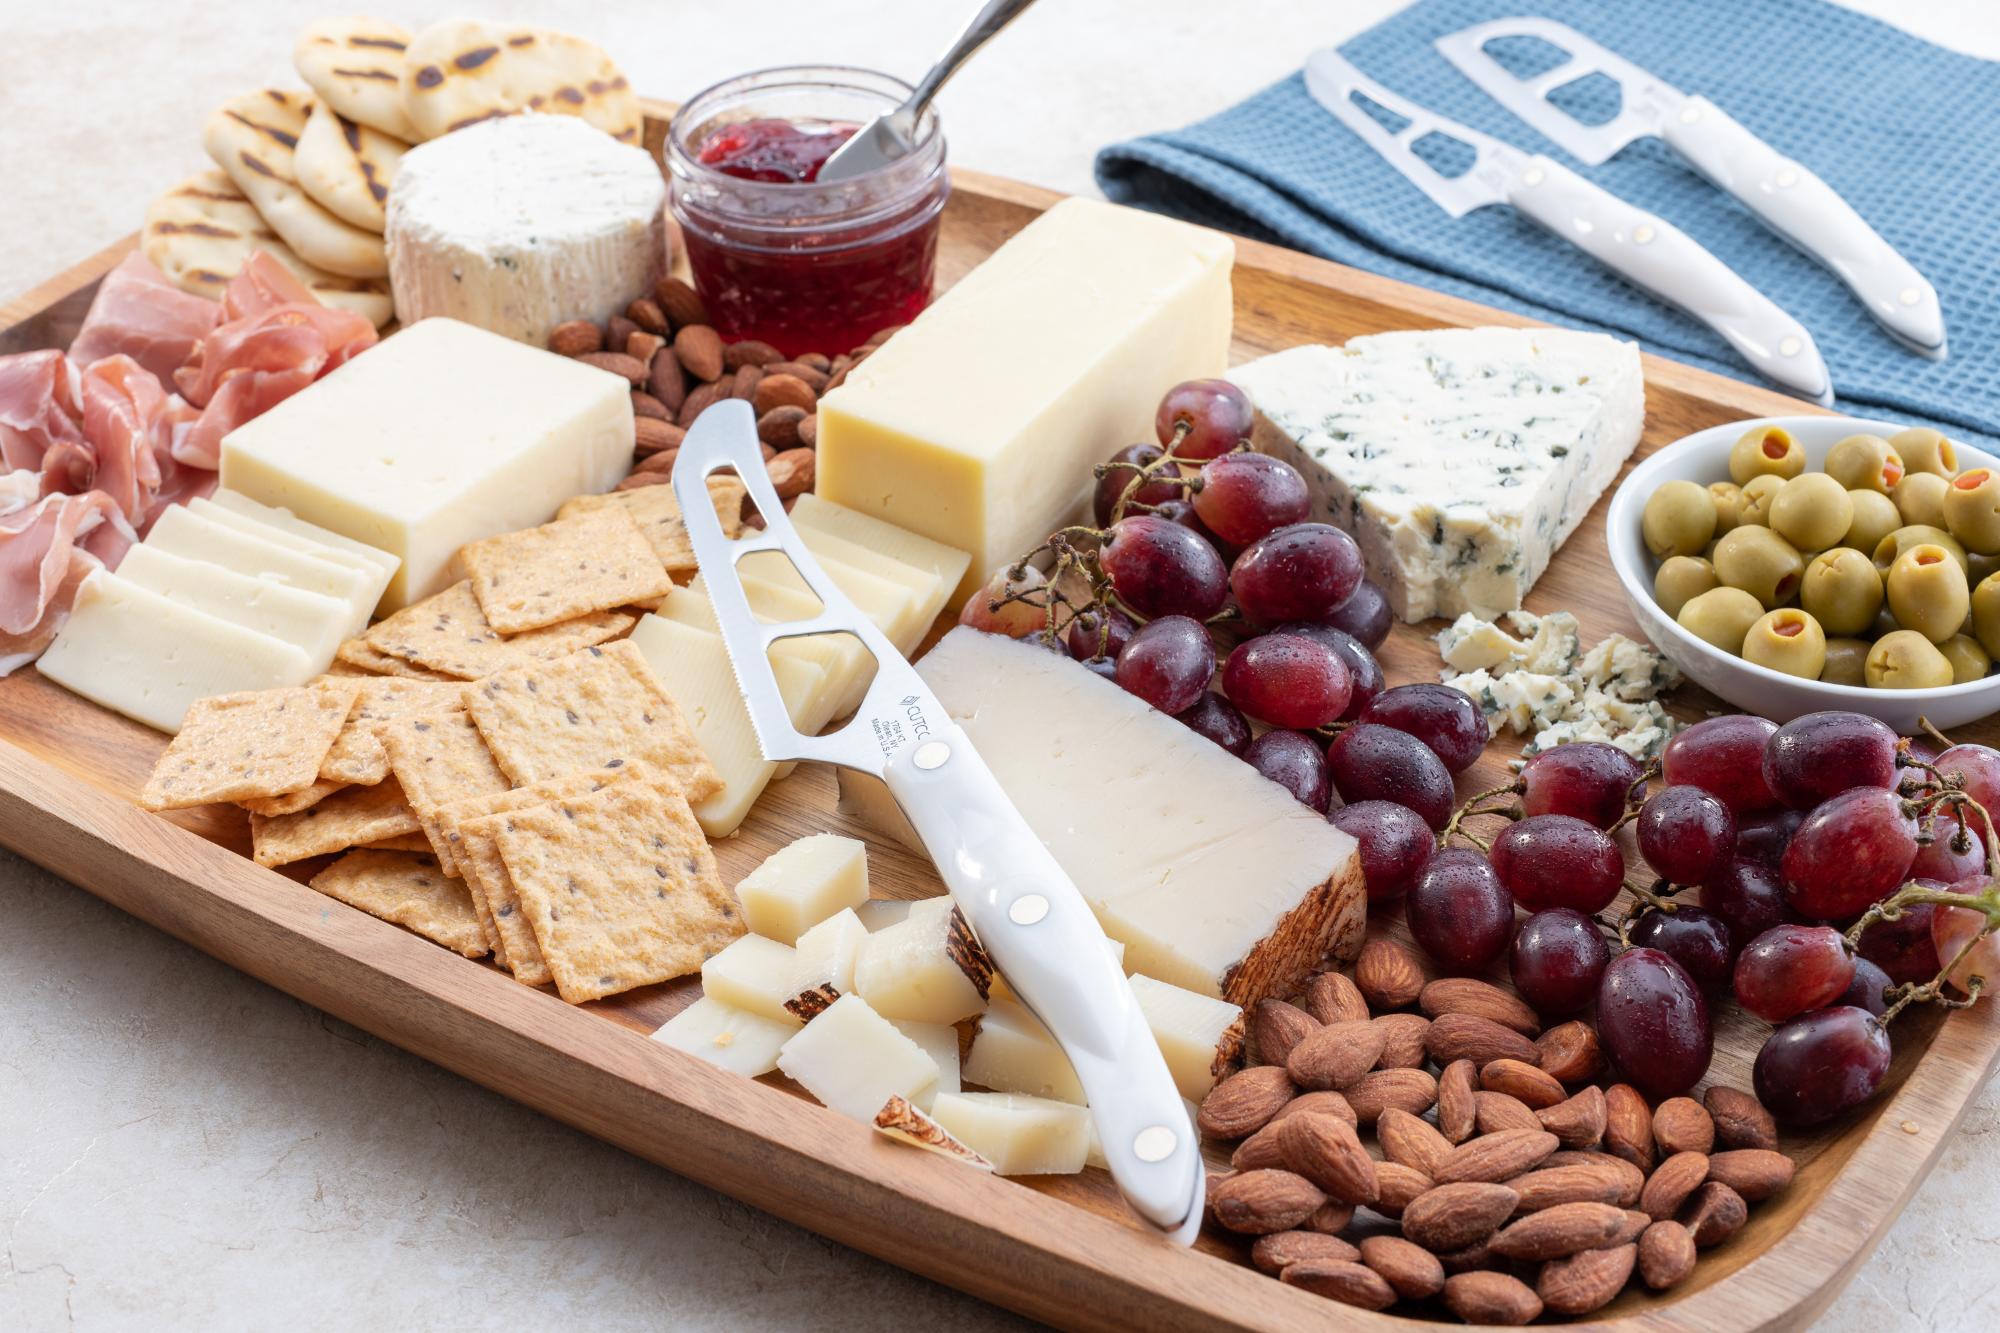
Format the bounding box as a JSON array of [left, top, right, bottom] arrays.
[[1969, 551, 2000, 587], [1874, 606, 1902, 638], [1873, 525, 1970, 576], [1886, 544, 1971, 641], [1825, 434, 1906, 494], [1893, 471, 1950, 529], [1769, 473, 1853, 551], [1740, 474, 1784, 527], [1729, 425, 1806, 484], [1940, 633, 1992, 684], [1713, 526, 1805, 607], [1891, 426, 1958, 478], [1866, 630, 1954, 689], [1943, 467, 2000, 555], [1820, 638, 1871, 685], [1971, 572, 2000, 659], [1654, 556, 1719, 619], [1742, 608, 1827, 678], [1643, 480, 1719, 559], [1800, 547, 1884, 635], [1678, 587, 1765, 654], [1843, 489, 1903, 555], [1709, 482, 1748, 534]]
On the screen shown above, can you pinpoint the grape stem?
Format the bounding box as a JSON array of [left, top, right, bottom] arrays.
[[1105, 422, 1197, 526], [1847, 877, 2000, 1021], [1437, 782, 1523, 849]]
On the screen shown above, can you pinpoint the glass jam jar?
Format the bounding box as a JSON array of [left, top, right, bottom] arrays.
[[667, 66, 949, 358]]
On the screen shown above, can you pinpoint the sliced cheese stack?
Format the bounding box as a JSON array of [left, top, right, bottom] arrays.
[[38, 491, 397, 732]]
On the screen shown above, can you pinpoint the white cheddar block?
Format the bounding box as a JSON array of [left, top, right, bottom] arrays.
[[699, 935, 807, 1027], [890, 1020, 962, 1109], [788, 493, 972, 608], [794, 908, 868, 994], [855, 898, 923, 933], [114, 545, 350, 669], [735, 834, 869, 944], [818, 197, 1234, 605], [37, 570, 312, 732], [651, 996, 796, 1077], [219, 317, 633, 610], [853, 899, 989, 1025], [147, 506, 378, 634], [776, 993, 939, 1124], [963, 998, 1084, 1105], [1127, 974, 1244, 1102], [205, 489, 401, 582], [683, 573, 878, 719], [928, 1092, 1090, 1176]]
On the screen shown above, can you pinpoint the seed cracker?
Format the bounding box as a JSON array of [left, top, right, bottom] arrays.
[[460, 506, 672, 634], [493, 781, 740, 1003], [318, 677, 469, 785], [358, 831, 433, 853], [141, 684, 356, 811], [309, 850, 488, 958], [378, 711, 511, 876], [240, 778, 350, 818], [361, 580, 634, 681], [456, 813, 546, 984], [557, 475, 748, 576], [249, 777, 422, 867], [336, 636, 460, 680], [465, 640, 721, 798]]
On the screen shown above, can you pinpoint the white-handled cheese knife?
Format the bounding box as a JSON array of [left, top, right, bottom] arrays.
[[673, 401, 1205, 1244], [1436, 17, 1945, 358], [1305, 50, 1833, 405]]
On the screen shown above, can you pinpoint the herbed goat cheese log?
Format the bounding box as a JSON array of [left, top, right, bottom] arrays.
[[1229, 327, 1644, 623]]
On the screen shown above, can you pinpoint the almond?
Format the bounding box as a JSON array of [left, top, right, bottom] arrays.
[[1638, 1219, 1697, 1289], [1302, 970, 1370, 1025], [626, 296, 669, 335], [1438, 1241, 1494, 1275], [767, 446, 815, 499], [1639, 1151, 1710, 1221], [722, 339, 781, 370], [1604, 1083, 1656, 1172], [1372, 1161, 1432, 1217], [1706, 1149, 1794, 1202], [1377, 1106, 1452, 1176], [798, 351, 832, 373], [1279, 1260, 1395, 1311], [1679, 1181, 1747, 1248], [1209, 1168, 1326, 1234], [626, 330, 665, 365], [1354, 938, 1425, 1009], [1269, 1089, 1355, 1127], [578, 351, 647, 386], [1474, 1091, 1544, 1136], [861, 322, 904, 349], [648, 347, 686, 411], [1229, 1121, 1287, 1172], [1536, 1085, 1608, 1149], [677, 378, 730, 427], [630, 448, 676, 478], [1481, 1058, 1566, 1109], [765, 360, 829, 392], [615, 471, 670, 492], [1705, 1086, 1779, 1151], [654, 276, 707, 329], [1360, 1235, 1445, 1300], [1420, 977, 1540, 1035], [1435, 1128, 1558, 1185], [548, 319, 602, 356], [1488, 1201, 1628, 1260], [798, 413, 818, 448], [1344, 1067, 1437, 1123], [1401, 1182, 1521, 1252], [731, 364, 765, 402], [1372, 1013, 1430, 1070], [1277, 1112, 1377, 1204], [1509, 1159, 1633, 1212], [1304, 1200, 1354, 1234], [633, 419, 685, 457], [1612, 1208, 1652, 1245], [674, 324, 726, 382], [1438, 1059, 1478, 1143], [1538, 1241, 1637, 1316], [1198, 1064, 1297, 1139], [758, 405, 809, 449], [1250, 1230, 1358, 1274], [606, 314, 640, 353], [755, 373, 819, 416], [1427, 1012, 1538, 1067], [1285, 1019, 1385, 1091], [1535, 1020, 1604, 1084], [1653, 1096, 1716, 1156], [1250, 998, 1320, 1067], [1443, 1271, 1543, 1325], [630, 389, 671, 422]]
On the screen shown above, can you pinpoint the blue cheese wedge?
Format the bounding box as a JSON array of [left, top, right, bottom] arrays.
[[1439, 613, 1680, 761], [1230, 328, 1644, 622]]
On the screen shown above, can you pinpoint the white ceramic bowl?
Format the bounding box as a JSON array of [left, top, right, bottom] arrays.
[[1605, 415, 2000, 731]]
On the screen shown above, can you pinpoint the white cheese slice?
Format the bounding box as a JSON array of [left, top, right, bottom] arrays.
[[200, 490, 400, 583], [928, 1092, 1090, 1176], [700, 935, 808, 1027], [788, 493, 972, 608], [776, 994, 940, 1124], [114, 545, 350, 670], [735, 834, 869, 945], [963, 998, 1084, 1104], [852, 897, 990, 1025], [739, 549, 921, 660], [651, 997, 796, 1077], [673, 578, 873, 721], [1127, 974, 1245, 1102], [184, 496, 393, 615], [889, 1019, 962, 1108], [143, 506, 376, 636], [37, 570, 312, 732], [789, 525, 945, 658]]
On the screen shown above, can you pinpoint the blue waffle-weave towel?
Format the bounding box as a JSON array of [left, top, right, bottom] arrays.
[[1096, 0, 2000, 444]]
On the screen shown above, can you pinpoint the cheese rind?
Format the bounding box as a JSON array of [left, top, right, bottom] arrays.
[[735, 834, 869, 945], [818, 197, 1234, 604], [776, 994, 940, 1124], [927, 1092, 1090, 1176], [651, 997, 796, 1077]]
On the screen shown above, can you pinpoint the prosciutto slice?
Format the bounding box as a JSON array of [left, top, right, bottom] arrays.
[[67, 252, 219, 383], [0, 489, 135, 675], [0, 349, 85, 476]]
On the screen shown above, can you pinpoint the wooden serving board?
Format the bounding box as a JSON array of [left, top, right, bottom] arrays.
[[4, 106, 1997, 1331]]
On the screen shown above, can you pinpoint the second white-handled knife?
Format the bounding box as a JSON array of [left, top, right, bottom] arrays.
[[1305, 49, 1833, 404], [672, 401, 1205, 1244], [1436, 17, 1945, 358]]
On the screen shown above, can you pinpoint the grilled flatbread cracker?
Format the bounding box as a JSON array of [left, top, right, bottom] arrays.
[[294, 16, 417, 141], [400, 20, 641, 145], [295, 98, 406, 233], [142, 170, 392, 326], [202, 89, 387, 279]]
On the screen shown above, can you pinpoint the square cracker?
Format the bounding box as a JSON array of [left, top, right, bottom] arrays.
[[319, 677, 468, 785], [241, 778, 349, 818], [309, 850, 488, 958], [557, 475, 747, 576], [466, 640, 720, 799], [361, 581, 633, 681], [493, 781, 741, 1003], [250, 778, 422, 867], [457, 814, 546, 984], [358, 831, 433, 852], [379, 711, 511, 876], [460, 506, 672, 634], [141, 684, 356, 811], [336, 637, 460, 680]]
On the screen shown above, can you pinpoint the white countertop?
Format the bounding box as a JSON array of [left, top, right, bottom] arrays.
[[4, 2, 1998, 1328]]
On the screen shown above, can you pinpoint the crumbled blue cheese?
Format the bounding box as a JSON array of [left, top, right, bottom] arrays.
[[1437, 609, 1581, 677], [1439, 612, 1679, 760], [1578, 634, 1681, 702]]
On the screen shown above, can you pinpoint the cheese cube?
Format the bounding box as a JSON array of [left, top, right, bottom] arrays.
[[115, 545, 351, 669], [203, 489, 402, 584], [735, 834, 869, 944], [219, 317, 633, 610], [1127, 974, 1245, 1102], [651, 997, 797, 1077], [794, 908, 868, 994], [699, 935, 807, 1027], [890, 1020, 962, 1108], [147, 506, 378, 634], [776, 994, 940, 1124], [817, 197, 1233, 605], [37, 571, 311, 732], [853, 898, 990, 1025], [855, 898, 921, 933], [789, 494, 971, 609], [964, 998, 1084, 1104], [928, 1092, 1090, 1176]]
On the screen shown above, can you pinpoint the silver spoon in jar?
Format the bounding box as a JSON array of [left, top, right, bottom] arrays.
[[814, 0, 1040, 183]]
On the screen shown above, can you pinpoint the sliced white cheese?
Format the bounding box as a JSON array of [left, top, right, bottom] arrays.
[[699, 935, 807, 1027], [202, 489, 400, 583], [651, 996, 797, 1077], [963, 998, 1084, 1105], [788, 493, 972, 610], [928, 1092, 1091, 1176], [734, 834, 870, 945], [852, 897, 990, 1025], [145, 505, 377, 636], [114, 544, 350, 670], [776, 993, 940, 1124], [679, 575, 876, 720], [790, 524, 945, 658], [740, 549, 920, 660], [1127, 974, 1244, 1102]]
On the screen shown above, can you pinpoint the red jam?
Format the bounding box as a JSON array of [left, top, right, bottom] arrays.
[[697, 118, 856, 184]]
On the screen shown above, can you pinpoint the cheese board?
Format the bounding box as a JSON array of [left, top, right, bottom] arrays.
[[5, 87, 1999, 1331]]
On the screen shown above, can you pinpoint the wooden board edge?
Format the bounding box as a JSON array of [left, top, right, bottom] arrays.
[[0, 234, 135, 330]]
